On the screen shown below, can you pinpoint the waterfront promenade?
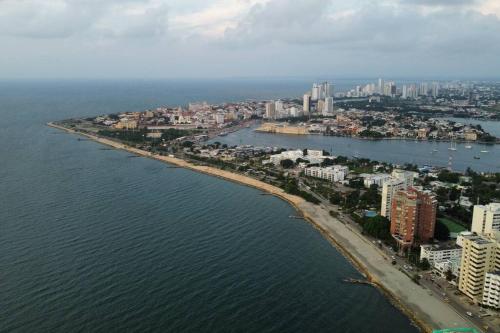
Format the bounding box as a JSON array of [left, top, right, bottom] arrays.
[[48, 122, 483, 333]]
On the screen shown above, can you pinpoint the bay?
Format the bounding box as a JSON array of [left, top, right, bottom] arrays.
[[0, 79, 419, 332]]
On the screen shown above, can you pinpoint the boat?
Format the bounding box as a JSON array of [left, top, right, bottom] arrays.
[[448, 141, 457, 151], [480, 150, 489, 153], [465, 145, 472, 149], [474, 156, 480, 159], [219, 131, 228, 137]]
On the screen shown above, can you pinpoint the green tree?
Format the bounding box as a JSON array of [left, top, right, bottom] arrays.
[[420, 258, 431, 271], [434, 220, 450, 241], [280, 159, 295, 169]]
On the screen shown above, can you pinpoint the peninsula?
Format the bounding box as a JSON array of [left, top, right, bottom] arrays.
[[48, 115, 496, 333]]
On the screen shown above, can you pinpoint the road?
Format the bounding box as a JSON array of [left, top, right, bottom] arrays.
[[296, 180, 499, 332]]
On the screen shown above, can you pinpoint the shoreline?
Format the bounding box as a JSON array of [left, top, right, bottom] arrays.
[[48, 122, 483, 333]]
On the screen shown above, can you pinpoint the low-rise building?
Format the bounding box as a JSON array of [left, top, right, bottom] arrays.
[[420, 244, 462, 265], [304, 165, 348, 183], [363, 173, 392, 188], [269, 150, 303, 166]]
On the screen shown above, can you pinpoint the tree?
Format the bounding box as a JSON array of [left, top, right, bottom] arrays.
[[434, 220, 450, 241], [445, 269, 453, 281], [280, 159, 295, 169], [362, 216, 391, 240], [420, 258, 431, 271]]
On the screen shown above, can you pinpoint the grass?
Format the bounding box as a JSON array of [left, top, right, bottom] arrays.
[[438, 217, 467, 233]]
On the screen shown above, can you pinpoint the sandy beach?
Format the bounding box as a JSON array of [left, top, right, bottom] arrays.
[[48, 122, 482, 333]]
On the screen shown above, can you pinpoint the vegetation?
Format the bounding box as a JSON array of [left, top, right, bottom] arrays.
[[361, 215, 391, 240], [434, 220, 450, 241], [281, 178, 320, 204]]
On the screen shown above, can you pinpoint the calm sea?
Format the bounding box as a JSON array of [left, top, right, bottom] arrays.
[[0, 79, 422, 332]]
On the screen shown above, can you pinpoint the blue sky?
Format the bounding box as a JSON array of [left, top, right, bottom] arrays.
[[1, 0, 500, 78]]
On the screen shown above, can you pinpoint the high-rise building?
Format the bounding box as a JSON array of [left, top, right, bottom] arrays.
[[458, 234, 498, 301], [378, 78, 384, 95], [482, 271, 500, 309], [311, 84, 320, 101], [303, 94, 311, 114], [381, 178, 406, 218], [402, 85, 408, 99], [390, 188, 437, 250], [323, 97, 334, 114], [265, 102, 276, 120], [431, 82, 440, 98], [419, 83, 428, 96], [392, 169, 415, 188], [471, 203, 500, 236], [324, 82, 334, 98], [275, 100, 284, 112]]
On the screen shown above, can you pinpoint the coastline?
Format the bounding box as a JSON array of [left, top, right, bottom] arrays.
[[48, 122, 482, 333]]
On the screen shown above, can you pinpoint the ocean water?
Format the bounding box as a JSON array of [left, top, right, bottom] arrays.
[[0, 79, 421, 332]]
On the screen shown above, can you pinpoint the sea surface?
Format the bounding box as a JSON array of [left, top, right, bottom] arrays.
[[0, 79, 432, 333]]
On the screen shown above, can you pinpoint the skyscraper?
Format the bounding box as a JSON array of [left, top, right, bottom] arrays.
[[323, 97, 334, 115], [303, 94, 311, 114], [311, 84, 320, 101], [378, 78, 384, 95], [265, 102, 276, 120]]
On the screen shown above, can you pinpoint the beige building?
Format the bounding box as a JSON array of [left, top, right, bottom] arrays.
[[471, 203, 500, 236], [458, 234, 499, 301]]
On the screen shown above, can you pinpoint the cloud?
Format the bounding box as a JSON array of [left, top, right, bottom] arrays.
[[0, 0, 169, 39], [222, 0, 500, 57], [399, 0, 480, 6]]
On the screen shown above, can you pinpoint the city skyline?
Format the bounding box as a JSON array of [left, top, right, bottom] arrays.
[[1, 0, 500, 79]]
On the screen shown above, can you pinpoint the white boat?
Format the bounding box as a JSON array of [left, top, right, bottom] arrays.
[[480, 150, 489, 153], [465, 145, 472, 149], [448, 141, 457, 151]]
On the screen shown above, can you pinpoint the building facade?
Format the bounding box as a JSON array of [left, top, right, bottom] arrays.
[[458, 235, 497, 301], [390, 188, 437, 250], [482, 271, 500, 309], [471, 203, 500, 236]]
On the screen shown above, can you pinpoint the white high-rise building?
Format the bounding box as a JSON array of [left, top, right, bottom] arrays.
[[471, 203, 500, 236], [458, 234, 499, 301], [381, 178, 406, 218], [323, 97, 334, 115], [482, 272, 500, 309], [402, 85, 408, 99], [303, 94, 311, 114], [312, 84, 320, 101], [391, 169, 415, 188], [265, 102, 276, 120], [432, 82, 440, 98], [378, 78, 384, 95], [275, 100, 284, 112], [325, 82, 334, 98]]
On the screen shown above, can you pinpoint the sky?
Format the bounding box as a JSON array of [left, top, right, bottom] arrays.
[[1, 0, 500, 79]]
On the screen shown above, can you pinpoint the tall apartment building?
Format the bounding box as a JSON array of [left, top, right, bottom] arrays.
[[265, 102, 276, 120], [390, 188, 437, 250], [482, 271, 500, 309], [381, 179, 405, 218], [471, 203, 500, 236], [458, 234, 498, 301], [303, 94, 311, 114], [380, 169, 416, 219]]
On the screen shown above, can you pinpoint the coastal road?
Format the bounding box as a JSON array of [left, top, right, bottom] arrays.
[[294, 195, 484, 332]]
